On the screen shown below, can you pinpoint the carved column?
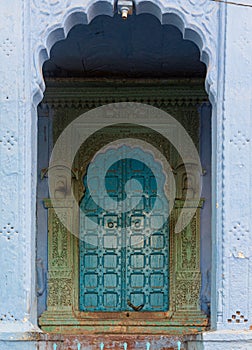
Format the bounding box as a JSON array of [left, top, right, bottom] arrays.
[[39, 171, 77, 328], [171, 199, 205, 321], [42, 201, 74, 311]]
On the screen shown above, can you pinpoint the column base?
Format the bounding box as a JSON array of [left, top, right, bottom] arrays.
[[186, 330, 252, 350], [0, 321, 41, 335], [0, 331, 63, 350]]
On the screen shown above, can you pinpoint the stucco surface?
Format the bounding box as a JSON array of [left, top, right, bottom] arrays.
[[0, 0, 252, 349]]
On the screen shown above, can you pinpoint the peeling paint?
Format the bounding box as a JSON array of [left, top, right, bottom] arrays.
[[237, 252, 246, 259], [232, 251, 247, 259]]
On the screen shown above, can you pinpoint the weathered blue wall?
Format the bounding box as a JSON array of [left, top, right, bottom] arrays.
[[0, 0, 252, 349], [37, 105, 52, 318], [200, 103, 212, 317]]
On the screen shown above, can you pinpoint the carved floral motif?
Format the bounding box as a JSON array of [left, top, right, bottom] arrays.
[[33, 0, 71, 16], [171, 203, 201, 311], [181, 215, 197, 270], [51, 212, 68, 267], [176, 273, 200, 309], [48, 278, 72, 307], [177, 0, 216, 17]]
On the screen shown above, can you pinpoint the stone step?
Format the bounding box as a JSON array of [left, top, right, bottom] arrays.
[[38, 335, 186, 350]]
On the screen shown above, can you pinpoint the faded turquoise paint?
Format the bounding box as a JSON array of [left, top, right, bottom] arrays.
[[79, 146, 169, 312]]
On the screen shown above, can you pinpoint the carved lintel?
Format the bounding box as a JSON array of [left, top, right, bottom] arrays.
[[42, 79, 208, 109]]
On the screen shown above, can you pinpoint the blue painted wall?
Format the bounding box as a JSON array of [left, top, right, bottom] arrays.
[[1, 1, 252, 349]]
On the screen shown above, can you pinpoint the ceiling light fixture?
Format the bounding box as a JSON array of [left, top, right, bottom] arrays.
[[117, 0, 134, 20]]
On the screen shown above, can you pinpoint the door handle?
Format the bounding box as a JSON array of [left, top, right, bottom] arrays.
[[127, 299, 144, 311]]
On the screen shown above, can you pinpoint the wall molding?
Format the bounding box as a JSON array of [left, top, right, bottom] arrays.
[[40, 78, 208, 109]]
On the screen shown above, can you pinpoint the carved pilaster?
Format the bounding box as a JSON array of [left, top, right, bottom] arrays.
[[40, 199, 75, 320], [171, 199, 204, 312]]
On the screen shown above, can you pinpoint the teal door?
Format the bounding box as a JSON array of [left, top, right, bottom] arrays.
[[79, 146, 169, 312]]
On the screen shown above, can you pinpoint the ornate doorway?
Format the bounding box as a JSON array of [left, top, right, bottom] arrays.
[[79, 145, 169, 312], [38, 95, 209, 333]]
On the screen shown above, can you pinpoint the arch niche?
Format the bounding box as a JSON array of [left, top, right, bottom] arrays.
[[33, 0, 220, 337]]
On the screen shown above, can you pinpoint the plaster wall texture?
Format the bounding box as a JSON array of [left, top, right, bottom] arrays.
[[0, 0, 252, 349]]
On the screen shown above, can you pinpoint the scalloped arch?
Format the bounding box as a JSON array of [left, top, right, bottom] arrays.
[[31, 0, 218, 105]]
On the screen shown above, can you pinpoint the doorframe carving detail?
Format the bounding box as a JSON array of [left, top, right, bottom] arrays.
[[39, 82, 207, 333]]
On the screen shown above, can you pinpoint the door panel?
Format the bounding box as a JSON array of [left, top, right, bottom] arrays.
[[79, 146, 169, 311]]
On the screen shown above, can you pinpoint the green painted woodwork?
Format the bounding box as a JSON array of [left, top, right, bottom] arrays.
[[39, 80, 207, 333], [79, 147, 169, 311], [43, 199, 75, 312]]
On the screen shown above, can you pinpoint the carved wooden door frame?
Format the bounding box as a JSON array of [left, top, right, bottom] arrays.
[[39, 80, 208, 333]]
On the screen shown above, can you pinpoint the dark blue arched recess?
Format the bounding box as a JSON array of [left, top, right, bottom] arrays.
[[79, 146, 169, 312]]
